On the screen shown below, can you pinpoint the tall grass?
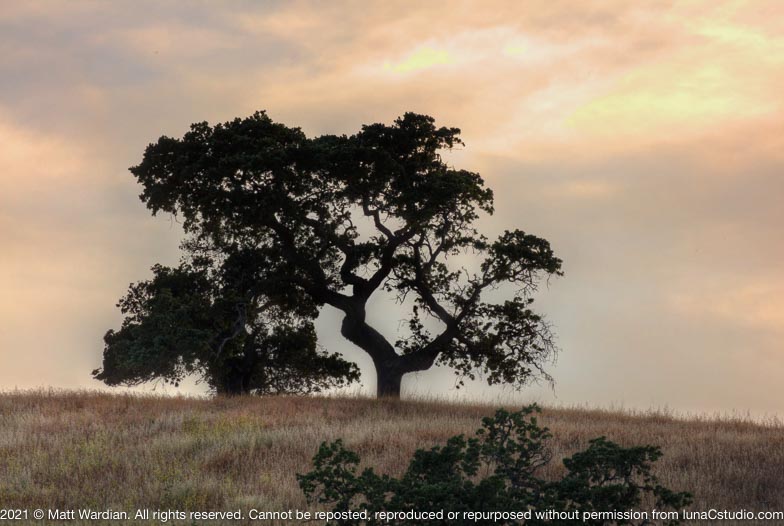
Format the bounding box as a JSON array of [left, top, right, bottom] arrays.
[[0, 390, 782, 524]]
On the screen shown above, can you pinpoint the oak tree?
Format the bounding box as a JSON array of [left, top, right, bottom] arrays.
[[119, 111, 562, 398]]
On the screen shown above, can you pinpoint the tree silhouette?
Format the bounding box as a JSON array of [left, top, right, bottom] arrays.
[[116, 111, 562, 398], [94, 251, 359, 395]]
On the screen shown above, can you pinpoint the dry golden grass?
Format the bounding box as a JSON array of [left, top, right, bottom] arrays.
[[1, 390, 782, 524]]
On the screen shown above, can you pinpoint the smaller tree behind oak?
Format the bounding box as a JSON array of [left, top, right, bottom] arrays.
[[121, 111, 562, 398], [94, 249, 360, 395]]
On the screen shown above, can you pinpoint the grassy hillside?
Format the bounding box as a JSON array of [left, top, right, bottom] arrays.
[[1, 390, 782, 524]]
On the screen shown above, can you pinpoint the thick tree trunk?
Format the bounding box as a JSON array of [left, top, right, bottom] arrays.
[[339, 309, 443, 399], [218, 374, 248, 396], [375, 364, 403, 398], [216, 352, 256, 396], [341, 314, 407, 399]]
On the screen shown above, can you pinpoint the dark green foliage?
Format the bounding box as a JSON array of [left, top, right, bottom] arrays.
[[94, 252, 360, 395], [123, 110, 563, 397], [298, 406, 692, 525]]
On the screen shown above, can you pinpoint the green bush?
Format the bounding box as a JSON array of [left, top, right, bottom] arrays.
[[298, 406, 691, 525]]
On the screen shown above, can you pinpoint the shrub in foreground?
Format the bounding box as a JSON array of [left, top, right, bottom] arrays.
[[298, 405, 692, 525]]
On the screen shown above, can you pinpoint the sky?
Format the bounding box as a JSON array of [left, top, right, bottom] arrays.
[[1, 1, 782, 415]]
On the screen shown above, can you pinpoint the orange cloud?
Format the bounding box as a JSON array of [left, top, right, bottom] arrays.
[[384, 47, 452, 73], [670, 277, 784, 333], [0, 114, 85, 184], [2, 0, 784, 412]]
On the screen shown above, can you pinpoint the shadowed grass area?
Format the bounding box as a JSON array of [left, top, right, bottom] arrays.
[[0, 390, 782, 524]]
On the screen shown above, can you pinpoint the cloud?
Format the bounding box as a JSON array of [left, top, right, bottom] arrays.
[[384, 47, 453, 73], [1, 1, 783, 414], [104, 23, 241, 61], [0, 113, 86, 184], [670, 277, 784, 333], [0, 112, 183, 389]]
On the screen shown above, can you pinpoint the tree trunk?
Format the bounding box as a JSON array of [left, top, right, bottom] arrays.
[[375, 364, 403, 398], [218, 375, 247, 396], [216, 357, 254, 396], [340, 314, 408, 398]]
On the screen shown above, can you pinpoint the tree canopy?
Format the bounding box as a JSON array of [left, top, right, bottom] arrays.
[[99, 110, 563, 398], [94, 248, 359, 395]]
